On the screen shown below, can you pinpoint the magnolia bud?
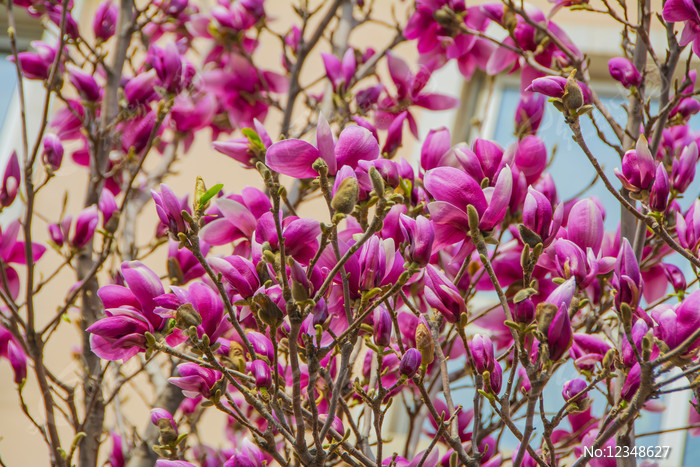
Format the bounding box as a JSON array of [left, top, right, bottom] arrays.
[[536, 303, 558, 337], [415, 323, 434, 365], [331, 177, 358, 214], [254, 293, 284, 328], [175, 303, 202, 330], [399, 348, 421, 379], [228, 341, 246, 372], [563, 70, 584, 111], [368, 166, 385, 197]]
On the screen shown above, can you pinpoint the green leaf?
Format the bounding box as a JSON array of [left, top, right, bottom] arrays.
[[198, 184, 223, 209], [242, 128, 265, 150]]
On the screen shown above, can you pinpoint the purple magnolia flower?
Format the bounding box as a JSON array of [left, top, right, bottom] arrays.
[[425, 165, 512, 248], [554, 239, 599, 287], [663, 263, 687, 294], [424, 265, 465, 323], [469, 334, 496, 374], [566, 198, 604, 255], [99, 188, 118, 226], [71, 205, 99, 249], [614, 137, 656, 193], [108, 432, 124, 467], [169, 362, 222, 398], [322, 48, 356, 92], [213, 120, 270, 168], [562, 378, 589, 402], [375, 52, 459, 138], [0, 219, 46, 300], [420, 127, 457, 171], [621, 318, 657, 367], [399, 348, 421, 378], [41, 134, 64, 171], [199, 195, 263, 246], [515, 92, 546, 137], [514, 299, 535, 324], [266, 123, 378, 178], [255, 212, 321, 264], [399, 214, 434, 267], [570, 333, 612, 371], [250, 360, 272, 390], [9, 41, 57, 80], [608, 57, 642, 88], [373, 307, 392, 348], [522, 187, 562, 246], [156, 282, 231, 342], [0, 328, 27, 384], [614, 238, 642, 309], [208, 256, 260, 299], [676, 199, 700, 251], [152, 184, 188, 239], [651, 290, 700, 352], [149, 42, 184, 95], [663, 0, 700, 55], [68, 65, 101, 101], [526, 75, 591, 104], [649, 163, 670, 212], [93, 1, 118, 41], [514, 135, 547, 184], [224, 438, 266, 467], [548, 303, 573, 361], [88, 261, 173, 361], [155, 461, 196, 467], [124, 70, 159, 106], [621, 363, 642, 402], [405, 0, 492, 79], [672, 142, 698, 193], [1, 151, 20, 207]]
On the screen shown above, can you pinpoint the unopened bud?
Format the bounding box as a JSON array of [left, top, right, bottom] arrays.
[[331, 177, 359, 214], [312, 157, 328, 176], [194, 176, 208, 211], [157, 418, 178, 445], [563, 70, 584, 111], [415, 323, 434, 365], [254, 293, 284, 328], [536, 303, 558, 337], [467, 204, 480, 232], [175, 303, 202, 330], [368, 166, 385, 197]]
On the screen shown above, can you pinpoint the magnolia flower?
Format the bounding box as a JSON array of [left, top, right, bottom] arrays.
[[88, 261, 177, 361], [93, 1, 118, 41], [671, 142, 698, 193], [614, 137, 656, 194], [1, 151, 20, 207], [152, 184, 188, 239], [651, 290, 700, 352], [375, 52, 459, 138], [321, 48, 356, 92], [42, 134, 64, 171], [608, 57, 642, 88], [663, 0, 700, 55], [169, 362, 222, 398], [399, 348, 421, 378], [0, 329, 27, 384], [266, 122, 378, 178], [68, 65, 100, 101], [526, 75, 592, 104], [515, 92, 546, 137], [425, 165, 512, 249], [399, 214, 434, 267]]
